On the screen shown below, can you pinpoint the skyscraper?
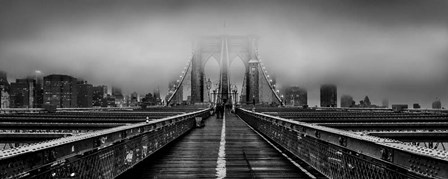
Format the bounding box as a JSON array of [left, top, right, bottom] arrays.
[[10, 78, 36, 108], [382, 98, 389, 108], [105, 94, 116, 107], [0, 71, 10, 108], [33, 70, 44, 107], [413, 103, 421, 109], [112, 86, 124, 107], [0, 71, 10, 92], [43, 74, 78, 108], [92, 85, 108, 107], [432, 100, 442, 109], [320, 84, 337, 107], [130, 92, 139, 106], [33, 70, 44, 88], [341, 95, 354, 108], [112, 86, 122, 98], [34, 84, 44, 108], [77, 80, 93, 108], [284, 86, 307, 106], [362, 96, 371, 107], [0, 90, 9, 108], [153, 87, 161, 105]]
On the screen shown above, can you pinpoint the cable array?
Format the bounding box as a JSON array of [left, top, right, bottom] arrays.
[[255, 53, 284, 105], [166, 57, 192, 105]]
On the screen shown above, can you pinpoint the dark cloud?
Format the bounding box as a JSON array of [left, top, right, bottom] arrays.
[[0, 0, 447, 107]]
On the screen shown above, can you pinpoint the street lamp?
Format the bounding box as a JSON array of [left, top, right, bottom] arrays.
[[212, 89, 217, 106], [206, 78, 212, 103], [281, 95, 285, 106], [233, 85, 238, 105], [232, 89, 237, 112]]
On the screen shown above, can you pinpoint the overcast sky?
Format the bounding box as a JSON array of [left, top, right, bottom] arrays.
[[0, 0, 447, 107]]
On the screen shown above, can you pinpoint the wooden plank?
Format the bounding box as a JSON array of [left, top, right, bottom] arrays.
[[117, 112, 312, 178], [225, 112, 310, 178]]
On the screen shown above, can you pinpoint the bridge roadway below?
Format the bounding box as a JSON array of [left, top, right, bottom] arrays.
[[0, 111, 186, 132], [0, 132, 72, 142], [118, 111, 314, 178]]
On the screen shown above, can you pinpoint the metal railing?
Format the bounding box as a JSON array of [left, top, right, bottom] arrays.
[[0, 108, 210, 179], [236, 108, 448, 179]]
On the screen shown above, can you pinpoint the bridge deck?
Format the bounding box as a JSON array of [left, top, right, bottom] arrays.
[[118, 111, 311, 178]]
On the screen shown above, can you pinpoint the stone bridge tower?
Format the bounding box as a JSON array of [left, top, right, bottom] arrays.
[[190, 35, 259, 104]]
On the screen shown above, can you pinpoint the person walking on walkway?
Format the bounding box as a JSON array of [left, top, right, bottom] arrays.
[[216, 102, 223, 119]]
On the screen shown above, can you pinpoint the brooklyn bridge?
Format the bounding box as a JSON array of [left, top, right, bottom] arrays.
[[1, 36, 448, 179]]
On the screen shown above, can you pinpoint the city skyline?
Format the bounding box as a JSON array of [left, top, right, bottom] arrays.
[[1, 70, 444, 109], [0, 0, 447, 108]]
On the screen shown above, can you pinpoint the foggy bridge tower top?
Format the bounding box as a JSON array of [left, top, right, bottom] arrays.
[[190, 35, 259, 104]]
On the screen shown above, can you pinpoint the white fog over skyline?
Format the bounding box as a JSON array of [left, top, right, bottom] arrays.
[[0, 0, 447, 107]]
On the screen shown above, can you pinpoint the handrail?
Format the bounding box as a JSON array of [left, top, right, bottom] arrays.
[[0, 108, 210, 179], [237, 108, 448, 179]]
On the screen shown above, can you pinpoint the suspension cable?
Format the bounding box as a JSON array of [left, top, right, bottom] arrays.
[[256, 54, 284, 106], [166, 58, 192, 106]]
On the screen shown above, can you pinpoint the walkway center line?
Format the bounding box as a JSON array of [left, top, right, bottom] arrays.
[[216, 112, 226, 179]]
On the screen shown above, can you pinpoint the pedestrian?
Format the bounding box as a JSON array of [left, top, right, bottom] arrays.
[[220, 102, 225, 117], [216, 102, 223, 119]]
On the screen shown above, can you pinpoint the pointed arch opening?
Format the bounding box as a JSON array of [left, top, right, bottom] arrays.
[[203, 56, 220, 102], [229, 56, 246, 104]]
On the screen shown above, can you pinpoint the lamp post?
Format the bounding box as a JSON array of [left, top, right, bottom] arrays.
[[212, 89, 217, 107], [281, 95, 284, 106], [232, 89, 238, 112], [206, 78, 212, 103], [233, 85, 238, 105]]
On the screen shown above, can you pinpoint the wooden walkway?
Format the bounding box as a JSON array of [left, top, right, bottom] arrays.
[[118, 111, 312, 178]]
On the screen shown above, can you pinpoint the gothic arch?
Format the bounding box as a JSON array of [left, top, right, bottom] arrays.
[[190, 35, 259, 104]]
